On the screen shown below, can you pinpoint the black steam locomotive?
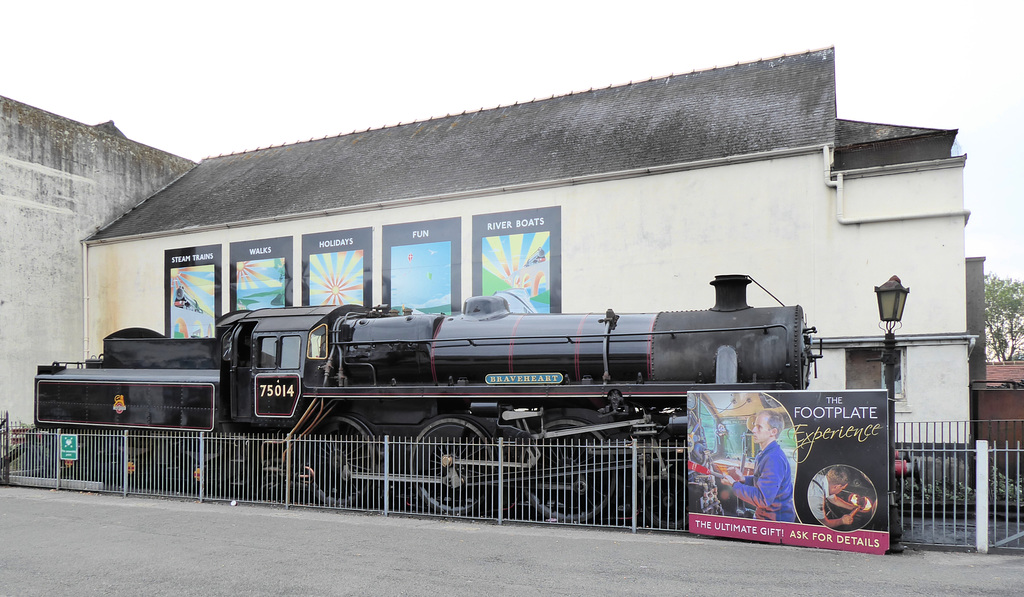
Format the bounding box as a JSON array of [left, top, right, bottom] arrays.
[[33, 274, 815, 521], [37, 274, 813, 438]]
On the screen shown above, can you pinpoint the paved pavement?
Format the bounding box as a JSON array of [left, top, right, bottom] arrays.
[[1, 485, 1022, 596]]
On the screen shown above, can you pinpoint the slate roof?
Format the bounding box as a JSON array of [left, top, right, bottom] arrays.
[[91, 48, 839, 241], [832, 118, 958, 171], [835, 119, 946, 147]]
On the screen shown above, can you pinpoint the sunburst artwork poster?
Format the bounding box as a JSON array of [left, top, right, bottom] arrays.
[[301, 228, 373, 306], [472, 207, 561, 313], [229, 237, 293, 311], [164, 245, 221, 338]]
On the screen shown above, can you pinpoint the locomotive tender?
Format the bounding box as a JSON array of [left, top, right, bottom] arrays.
[[36, 274, 814, 441]]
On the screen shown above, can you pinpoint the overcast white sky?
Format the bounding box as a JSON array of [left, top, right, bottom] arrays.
[[4, 1, 1022, 278]]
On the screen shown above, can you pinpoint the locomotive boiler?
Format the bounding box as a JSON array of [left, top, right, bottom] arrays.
[[32, 274, 815, 521]]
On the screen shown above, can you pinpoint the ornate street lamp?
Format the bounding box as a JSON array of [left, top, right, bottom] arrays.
[[875, 275, 909, 553]]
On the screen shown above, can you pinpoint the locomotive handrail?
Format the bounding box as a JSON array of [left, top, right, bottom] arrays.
[[343, 361, 377, 386], [330, 323, 790, 348], [43, 361, 92, 369]]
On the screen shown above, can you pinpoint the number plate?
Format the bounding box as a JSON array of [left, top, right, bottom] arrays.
[[254, 374, 302, 417]]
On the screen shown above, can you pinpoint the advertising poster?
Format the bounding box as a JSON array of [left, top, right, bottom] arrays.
[[472, 207, 561, 313], [164, 245, 220, 338], [229, 237, 293, 311], [382, 218, 460, 314], [688, 390, 889, 554], [301, 228, 372, 307]]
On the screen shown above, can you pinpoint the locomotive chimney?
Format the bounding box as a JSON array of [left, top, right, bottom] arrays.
[[710, 275, 751, 311]]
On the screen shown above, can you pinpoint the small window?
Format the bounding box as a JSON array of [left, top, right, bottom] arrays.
[[257, 337, 277, 369], [308, 324, 328, 359], [845, 348, 903, 397], [280, 336, 301, 369]]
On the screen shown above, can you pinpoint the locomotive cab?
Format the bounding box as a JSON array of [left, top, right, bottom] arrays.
[[218, 305, 346, 427]]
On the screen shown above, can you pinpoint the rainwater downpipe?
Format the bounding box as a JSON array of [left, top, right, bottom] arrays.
[[82, 241, 90, 360], [821, 146, 971, 225]]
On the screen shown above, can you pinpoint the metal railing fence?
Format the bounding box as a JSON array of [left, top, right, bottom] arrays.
[[0, 422, 687, 533], [989, 440, 1024, 550], [895, 439, 978, 549], [3, 415, 1021, 552], [895, 421, 1024, 552]]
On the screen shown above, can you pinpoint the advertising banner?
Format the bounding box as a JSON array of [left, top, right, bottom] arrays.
[[164, 245, 220, 338], [471, 207, 561, 313], [301, 228, 372, 306], [229, 237, 293, 311], [382, 218, 460, 315], [688, 390, 889, 554]]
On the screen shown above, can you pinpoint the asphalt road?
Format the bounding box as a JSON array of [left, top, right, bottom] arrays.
[[1, 485, 1022, 596]]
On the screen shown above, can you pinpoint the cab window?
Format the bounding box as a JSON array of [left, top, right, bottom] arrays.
[[257, 337, 277, 369], [280, 336, 301, 369], [256, 335, 301, 369], [308, 324, 328, 359]]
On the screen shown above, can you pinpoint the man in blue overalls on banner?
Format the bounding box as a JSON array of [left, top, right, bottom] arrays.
[[721, 409, 796, 522]]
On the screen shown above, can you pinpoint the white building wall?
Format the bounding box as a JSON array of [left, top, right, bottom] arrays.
[[79, 147, 970, 424]]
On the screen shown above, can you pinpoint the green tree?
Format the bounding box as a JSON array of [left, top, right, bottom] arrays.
[[985, 273, 1024, 362]]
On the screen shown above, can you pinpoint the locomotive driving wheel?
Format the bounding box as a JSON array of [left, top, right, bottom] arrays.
[[414, 417, 495, 516], [642, 473, 687, 530], [303, 416, 381, 509], [527, 415, 617, 524]]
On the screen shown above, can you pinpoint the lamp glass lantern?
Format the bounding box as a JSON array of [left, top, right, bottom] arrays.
[[874, 275, 909, 325]]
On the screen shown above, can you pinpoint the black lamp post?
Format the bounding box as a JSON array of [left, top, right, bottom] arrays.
[[875, 275, 909, 553]]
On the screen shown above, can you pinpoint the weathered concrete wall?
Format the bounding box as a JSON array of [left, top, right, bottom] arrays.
[[0, 96, 194, 423]]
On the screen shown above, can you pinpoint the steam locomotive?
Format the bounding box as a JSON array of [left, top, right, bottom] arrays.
[[33, 274, 815, 521]]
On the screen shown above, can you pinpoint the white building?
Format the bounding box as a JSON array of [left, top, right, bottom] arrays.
[[13, 48, 979, 425]]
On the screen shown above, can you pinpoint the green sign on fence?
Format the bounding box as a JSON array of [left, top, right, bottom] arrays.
[[59, 434, 78, 460]]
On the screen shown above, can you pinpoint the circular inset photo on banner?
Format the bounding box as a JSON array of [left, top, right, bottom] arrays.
[[806, 464, 878, 531]]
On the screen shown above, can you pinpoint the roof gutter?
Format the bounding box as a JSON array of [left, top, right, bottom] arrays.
[[822, 146, 970, 225], [817, 333, 977, 349]]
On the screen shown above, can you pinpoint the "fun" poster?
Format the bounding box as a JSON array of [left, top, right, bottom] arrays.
[[382, 218, 460, 314]]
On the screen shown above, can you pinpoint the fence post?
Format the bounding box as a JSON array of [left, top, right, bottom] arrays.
[[199, 432, 206, 503], [55, 428, 62, 491], [497, 437, 504, 526], [2, 412, 8, 485], [283, 436, 291, 509], [123, 430, 129, 497], [976, 439, 989, 554], [383, 435, 390, 517], [631, 439, 638, 534]]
